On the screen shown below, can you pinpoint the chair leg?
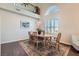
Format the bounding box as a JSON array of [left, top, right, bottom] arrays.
[[37, 42, 38, 49], [35, 42, 39, 49], [58, 44, 60, 51], [55, 43, 60, 51]]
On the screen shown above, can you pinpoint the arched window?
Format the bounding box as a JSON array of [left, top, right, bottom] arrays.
[[44, 5, 60, 16], [44, 17, 59, 34], [44, 5, 60, 34]]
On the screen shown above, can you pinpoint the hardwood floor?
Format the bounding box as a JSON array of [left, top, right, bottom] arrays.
[[1, 41, 79, 56], [68, 46, 79, 56], [1, 42, 27, 56]]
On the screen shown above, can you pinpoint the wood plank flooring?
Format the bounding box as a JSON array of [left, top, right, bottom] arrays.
[[1, 42, 27, 56], [68, 46, 79, 56], [1, 41, 79, 56]]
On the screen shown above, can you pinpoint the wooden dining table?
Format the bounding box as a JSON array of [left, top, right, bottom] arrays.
[[33, 34, 54, 49]]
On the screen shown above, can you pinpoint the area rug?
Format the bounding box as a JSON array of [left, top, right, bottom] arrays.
[[19, 40, 70, 56]]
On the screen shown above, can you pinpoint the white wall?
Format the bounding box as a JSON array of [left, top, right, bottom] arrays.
[[0, 9, 37, 44], [0, 17, 1, 56], [0, 17, 1, 44], [0, 16, 1, 44]]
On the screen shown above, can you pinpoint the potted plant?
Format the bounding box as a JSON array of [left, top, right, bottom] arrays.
[[37, 28, 42, 35]]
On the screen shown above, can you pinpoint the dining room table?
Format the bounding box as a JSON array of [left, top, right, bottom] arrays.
[[32, 34, 55, 49]]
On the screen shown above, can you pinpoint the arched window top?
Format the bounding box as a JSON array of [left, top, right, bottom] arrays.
[[44, 16, 59, 33], [44, 5, 60, 16]]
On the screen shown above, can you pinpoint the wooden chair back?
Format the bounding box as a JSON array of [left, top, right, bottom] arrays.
[[28, 32, 37, 45], [55, 33, 61, 51], [32, 32, 37, 35], [56, 33, 61, 43]]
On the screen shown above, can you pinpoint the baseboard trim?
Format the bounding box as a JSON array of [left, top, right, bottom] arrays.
[[60, 42, 71, 46], [1, 39, 28, 44]]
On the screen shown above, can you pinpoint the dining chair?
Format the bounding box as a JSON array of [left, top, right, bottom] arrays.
[[34, 34, 45, 50], [51, 33, 61, 51], [28, 32, 37, 44], [28, 32, 32, 44], [34, 37, 44, 49], [55, 33, 61, 51], [32, 32, 37, 35], [31, 32, 38, 45]]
